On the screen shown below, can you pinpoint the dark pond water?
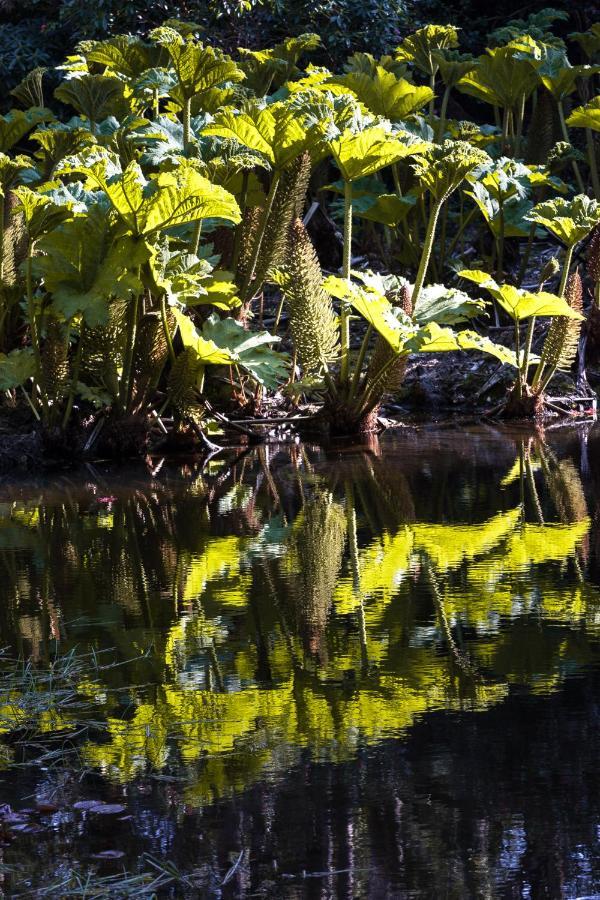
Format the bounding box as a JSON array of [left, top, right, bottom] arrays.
[[0, 425, 600, 897]]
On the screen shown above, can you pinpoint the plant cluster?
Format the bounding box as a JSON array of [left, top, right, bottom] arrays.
[[0, 13, 600, 448]]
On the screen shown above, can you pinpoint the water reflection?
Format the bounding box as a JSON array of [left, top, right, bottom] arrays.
[[0, 428, 599, 894]]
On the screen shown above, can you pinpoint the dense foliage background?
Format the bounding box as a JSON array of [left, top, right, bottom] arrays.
[[0, 0, 589, 93]]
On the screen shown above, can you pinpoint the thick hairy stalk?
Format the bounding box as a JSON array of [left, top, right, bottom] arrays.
[[437, 84, 451, 142], [412, 198, 443, 307], [0, 195, 4, 283], [588, 226, 600, 306], [586, 129, 600, 200], [62, 323, 84, 431], [182, 98, 192, 155], [239, 171, 281, 302], [25, 247, 45, 418], [120, 292, 140, 414], [284, 218, 338, 378], [161, 296, 176, 364], [534, 269, 583, 393], [339, 179, 353, 384], [230, 171, 249, 273], [189, 220, 202, 255], [557, 100, 586, 194], [557, 244, 575, 299], [249, 153, 311, 299]]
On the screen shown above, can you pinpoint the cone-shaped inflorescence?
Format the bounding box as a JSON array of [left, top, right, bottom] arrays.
[[41, 319, 69, 406], [131, 311, 169, 410], [539, 268, 583, 381], [284, 217, 339, 375], [241, 152, 312, 301], [167, 347, 204, 424]]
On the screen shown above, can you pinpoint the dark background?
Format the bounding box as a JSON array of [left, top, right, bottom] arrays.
[[0, 0, 595, 98]]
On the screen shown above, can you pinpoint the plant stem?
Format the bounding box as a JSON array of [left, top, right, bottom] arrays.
[[0, 194, 4, 283], [517, 223, 536, 287], [349, 324, 372, 400], [120, 291, 140, 414], [558, 243, 574, 298], [496, 199, 505, 281], [586, 128, 600, 199], [239, 170, 281, 302], [392, 163, 403, 198], [26, 247, 45, 420], [182, 97, 192, 155], [189, 219, 202, 255], [514, 318, 522, 399], [161, 295, 175, 364], [531, 243, 574, 391], [231, 172, 249, 275], [514, 93, 526, 157], [357, 352, 405, 416], [412, 197, 443, 307], [437, 84, 451, 142], [447, 205, 476, 258], [428, 72, 436, 123], [557, 100, 586, 193], [522, 316, 535, 386], [339, 179, 353, 385], [501, 107, 509, 152], [62, 322, 85, 431]]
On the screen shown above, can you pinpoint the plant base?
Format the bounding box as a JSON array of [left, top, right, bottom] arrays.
[[502, 383, 544, 420], [324, 402, 380, 438]]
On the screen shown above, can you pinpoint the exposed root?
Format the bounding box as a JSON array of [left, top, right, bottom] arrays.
[[501, 384, 544, 420]]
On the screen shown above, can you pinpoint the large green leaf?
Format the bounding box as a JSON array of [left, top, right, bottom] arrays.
[[412, 140, 490, 201], [30, 125, 93, 178], [0, 153, 34, 196], [35, 207, 145, 326], [324, 177, 416, 226], [150, 34, 244, 105], [324, 276, 412, 352], [12, 186, 73, 240], [55, 155, 240, 236], [525, 195, 600, 247], [142, 165, 241, 234], [0, 108, 52, 154], [413, 283, 486, 325], [433, 51, 477, 88], [396, 25, 459, 76], [201, 314, 289, 389], [54, 75, 130, 124], [172, 307, 234, 365], [85, 35, 154, 80], [203, 102, 316, 169], [240, 33, 320, 94], [509, 37, 600, 100], [327, 68, 433, 120], [329, 127, 427, 182], [466, 183, 532, 238], [457, 47, 538, 109], [0, 349, 36, 390], [569, 24, 600, 60], [459, 269, 584, 321], [566, 97, 600, 133], [403, 323, 518, 365]]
